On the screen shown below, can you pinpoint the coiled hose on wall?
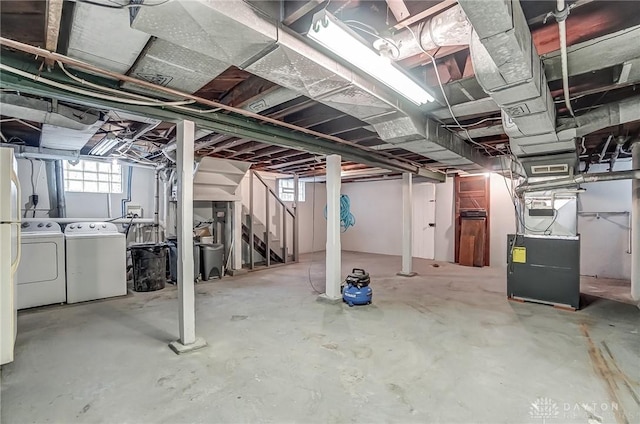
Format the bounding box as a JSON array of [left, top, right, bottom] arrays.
[[324, 194, 356, 232]]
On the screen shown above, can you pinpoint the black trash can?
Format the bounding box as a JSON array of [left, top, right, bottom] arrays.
[[130, 243, 167, 292], [200, 243, 224, 281], [167, 237, 200, 282]]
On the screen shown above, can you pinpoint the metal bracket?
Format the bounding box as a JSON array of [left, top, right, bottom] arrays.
[[544, 4, 572, 24]]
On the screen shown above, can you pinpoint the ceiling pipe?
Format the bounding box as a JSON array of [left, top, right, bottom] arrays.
[[554, 0, 576, 118], [516, 169, 640, 194]]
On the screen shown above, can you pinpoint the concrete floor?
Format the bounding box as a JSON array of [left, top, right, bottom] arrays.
[[2, 252, 639, 424]]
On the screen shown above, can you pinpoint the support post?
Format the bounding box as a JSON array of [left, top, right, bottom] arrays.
[[319, 155, 342, 302], [293, 174, 299, 262], [398, 172, 417, 277], [631, 143, 640, 301], [265, 184, 271, 267], [169, 120, 206, 354], [249, 171, 255, 269]]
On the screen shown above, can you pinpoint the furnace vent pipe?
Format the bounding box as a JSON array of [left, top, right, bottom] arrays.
[[516, 170, 640, 194]]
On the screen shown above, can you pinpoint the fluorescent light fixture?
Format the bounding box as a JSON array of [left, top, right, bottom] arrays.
[[89, 133, 120, 156], [308, 10, 435, 105]]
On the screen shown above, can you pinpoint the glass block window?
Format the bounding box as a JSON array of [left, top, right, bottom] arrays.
[[64, 160, 122, 193], [277, 179, 305, 202]]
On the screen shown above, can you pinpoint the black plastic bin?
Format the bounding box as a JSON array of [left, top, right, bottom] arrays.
[[167, 237, 200, 282], [130, 243, 167, 292]]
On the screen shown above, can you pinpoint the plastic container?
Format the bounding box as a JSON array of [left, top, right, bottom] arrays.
[[167, 237, 200, 282], [199, 243, 224, 281], [130, 243, 167, 292]]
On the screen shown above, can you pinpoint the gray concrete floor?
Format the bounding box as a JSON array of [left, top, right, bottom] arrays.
[[2, 252, 639, 424]]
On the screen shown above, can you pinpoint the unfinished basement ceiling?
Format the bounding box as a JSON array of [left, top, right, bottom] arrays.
[[0, 0, 639, 177]]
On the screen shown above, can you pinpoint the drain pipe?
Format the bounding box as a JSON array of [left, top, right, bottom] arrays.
[[632, 143, 640, 301], [516, 169, 640, 194], [153, 168, 160, 243], [555, 0, 575, 117], [54, 160, 66, 218], [45, 160, 59, 218], [121, 166, 133, 217]]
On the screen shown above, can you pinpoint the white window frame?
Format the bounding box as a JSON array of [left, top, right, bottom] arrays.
[[63, 160, 123, 194], [277, 178, 305, 202]]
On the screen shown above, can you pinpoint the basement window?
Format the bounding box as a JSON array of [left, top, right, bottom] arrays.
[[63, 160, 122, 194], [278, 179, 305, 202]]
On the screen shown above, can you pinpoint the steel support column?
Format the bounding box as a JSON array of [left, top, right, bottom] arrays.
[[398, 173, 417, 277], [320, 155, 342, 302], [169, 120, 206, 354], [631, 143, 640, 301]]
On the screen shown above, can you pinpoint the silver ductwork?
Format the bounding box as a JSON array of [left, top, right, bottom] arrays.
[[0, 93, 105, 151], [130, 0, 487, 170], [121, 38, 229, 96], [375, 5, 472, 61], [0, 93, 101, 131], [66, 0, 151, 74], [458, 0, 577, 176], [556, 95, 640, 138]]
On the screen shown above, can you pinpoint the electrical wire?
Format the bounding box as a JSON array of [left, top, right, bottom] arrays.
[[1, 63, 191, 107], [405, 23, 509, 158], [345, 24, 401, 59], [57, 61, 195, 107], [442, 117, 502, 128], [77, 0, 171, 9]]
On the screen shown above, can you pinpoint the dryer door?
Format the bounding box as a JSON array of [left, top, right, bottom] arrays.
[[17, 241, 59, 285]]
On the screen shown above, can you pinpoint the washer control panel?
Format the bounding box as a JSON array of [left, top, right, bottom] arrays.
[[64, 222, 120, 234], [20, 221, 62, 233]]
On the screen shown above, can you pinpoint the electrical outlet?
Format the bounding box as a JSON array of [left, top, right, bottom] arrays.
[[126, 205, 143, 218]]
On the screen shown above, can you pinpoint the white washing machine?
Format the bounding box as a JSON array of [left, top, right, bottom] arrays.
[[16, 221, 67, 309], [65, 222, 127, 304]]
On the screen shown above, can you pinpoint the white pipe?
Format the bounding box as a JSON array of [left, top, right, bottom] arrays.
[[106, 194, 112, 219], [517, 170, 640, 193], [22, 217, 154, 224], [557, 0, 575, 117]]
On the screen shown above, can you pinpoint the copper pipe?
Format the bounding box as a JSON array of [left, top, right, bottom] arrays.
[[0, 37, 428, 171]]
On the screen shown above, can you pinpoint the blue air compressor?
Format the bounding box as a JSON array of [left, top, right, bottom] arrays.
[[342, 268, 372, 306]]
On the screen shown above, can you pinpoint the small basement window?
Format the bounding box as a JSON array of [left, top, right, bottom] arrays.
[[278, 178, 305, 202], [64, 160, 122, 193]]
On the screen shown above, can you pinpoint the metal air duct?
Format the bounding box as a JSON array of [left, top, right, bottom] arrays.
[[129, 0, 487, 170], [458, 0, 580, 177], [0, 93, 101, 131]]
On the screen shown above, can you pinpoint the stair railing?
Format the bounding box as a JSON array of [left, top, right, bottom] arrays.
[[248, 170, 298, 269]]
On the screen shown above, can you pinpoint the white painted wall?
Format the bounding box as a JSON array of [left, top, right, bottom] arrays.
[[16, 158, 155, 219], [578, 161, 632, 280], [296, 182, 327, 254], [489, 173, 518, 267], [340, 179, 402, 255], [434, 177, 455, 262]]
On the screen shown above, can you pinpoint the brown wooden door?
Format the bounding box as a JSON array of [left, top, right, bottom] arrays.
[[455, 175, 490, 266]]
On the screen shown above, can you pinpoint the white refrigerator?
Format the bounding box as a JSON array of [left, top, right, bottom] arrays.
[[0, 147, 21, 365]]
